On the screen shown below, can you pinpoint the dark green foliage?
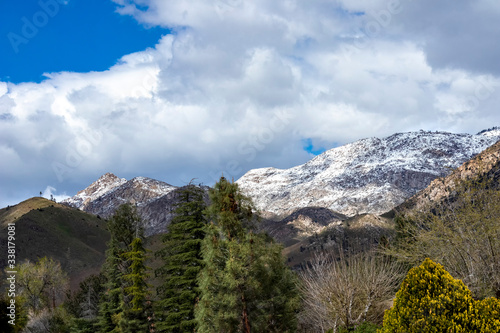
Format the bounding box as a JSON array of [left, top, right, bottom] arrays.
[[204, 176, 255, 238], [70, 318, 96, 333], [107, 203, 144, 248], [155, 184, 207, 332], [65, 274, 106, 332], [97, 203, 150, 333], [45, 307, 73, 332], [245, 233, 300, 332], [0, 295, 27, 333], [120, 237, 151, 333], [96, 238, 124, 333], [196, 177, 300, 333]]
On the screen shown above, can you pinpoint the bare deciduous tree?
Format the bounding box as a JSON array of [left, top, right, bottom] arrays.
[[298, 250, 403, 332], [391, 178, 500, 299]]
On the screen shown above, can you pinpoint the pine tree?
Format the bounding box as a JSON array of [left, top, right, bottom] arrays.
[[97, 236, 126, 333], [155, 184, 207, 333], [65, 274, 106, 333], [97, 203, 149, 333], [195, 177, 299, 333], [120, 237, 151, 333]]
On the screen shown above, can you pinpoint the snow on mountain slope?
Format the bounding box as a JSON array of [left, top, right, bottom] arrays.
[[237, 129, 500, 218], [62, 173, 177, 218], [63, 173, 127, 210]]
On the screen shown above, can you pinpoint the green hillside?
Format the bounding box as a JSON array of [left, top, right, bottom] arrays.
[[0, 197, 110, 290]]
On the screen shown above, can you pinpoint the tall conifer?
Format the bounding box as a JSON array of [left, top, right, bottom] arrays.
[[120, 237, 151, 333], [155, 184, 207, 332], [97, 203, 149, 333], [195, 177, 299, 332]]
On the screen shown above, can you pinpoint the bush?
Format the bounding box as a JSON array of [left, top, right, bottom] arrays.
[[379, 258, 475, 333], [380, 258, 500, 333], [473, 297, 500, 332]]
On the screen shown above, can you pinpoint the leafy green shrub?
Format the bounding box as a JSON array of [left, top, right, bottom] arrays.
[[379, 258, 475, 333]]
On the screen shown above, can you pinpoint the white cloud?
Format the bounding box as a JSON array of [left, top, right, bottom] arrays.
[[42, 186, 70, 203], [1, 0, 500, 206], [0, 82, 7, 97]]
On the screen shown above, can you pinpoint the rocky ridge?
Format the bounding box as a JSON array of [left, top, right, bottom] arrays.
[[62, 128, 500, 239], [397, 139, 500, 213], [237, 129, 500, 218], [62, 173, 179, 235]]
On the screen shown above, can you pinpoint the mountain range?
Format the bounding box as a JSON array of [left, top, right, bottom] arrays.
[[60, 128, 500, 238], [237, 128, 500, 218], [3, 127, 500, 284]]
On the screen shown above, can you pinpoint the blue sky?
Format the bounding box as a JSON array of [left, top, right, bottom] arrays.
[[302, 138, 327, 156], [0, 0, 167, 83], [1, 0, 500, 207]]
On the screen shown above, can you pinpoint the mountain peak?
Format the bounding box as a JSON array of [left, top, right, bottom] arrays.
[[71, 173, 127, 205], [62, 173, 177, 223], [63, 173, 126, 210], [477, 126, 500, 138]]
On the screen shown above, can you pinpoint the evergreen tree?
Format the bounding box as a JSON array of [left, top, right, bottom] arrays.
[[195, 177, 299, 333], [155, 184, 207, 332], [97, 237, 125, 333], [120, 237, 151, 333], [97, 203, 149, 333], [65, 273, 106, 333]]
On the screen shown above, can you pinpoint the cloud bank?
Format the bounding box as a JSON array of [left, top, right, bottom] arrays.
[[1, 0, 500, 206]]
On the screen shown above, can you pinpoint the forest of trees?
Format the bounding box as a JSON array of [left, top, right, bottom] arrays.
[[2, 175, 500, 332]]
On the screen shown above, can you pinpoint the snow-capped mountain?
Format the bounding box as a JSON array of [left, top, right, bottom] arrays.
[[236, 128, 500, 218], [62, 173, 209, 236], [62, 173, 177, 219], [63, 172, 127, 209]]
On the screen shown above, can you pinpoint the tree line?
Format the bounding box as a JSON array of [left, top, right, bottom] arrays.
[[4, 177, 299, 332]]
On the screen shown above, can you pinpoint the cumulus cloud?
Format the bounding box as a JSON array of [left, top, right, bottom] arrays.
[[42, 186, 69, 203], [1, 0, 500, 206]]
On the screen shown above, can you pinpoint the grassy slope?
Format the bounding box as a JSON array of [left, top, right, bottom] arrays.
[[0, 197, 110, 291], [0, 197, 69, 226]]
